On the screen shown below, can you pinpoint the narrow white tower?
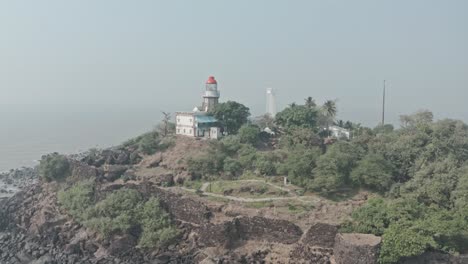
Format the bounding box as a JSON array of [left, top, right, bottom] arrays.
[[202, 76, 220, 112], [266, 88, 276, 117]]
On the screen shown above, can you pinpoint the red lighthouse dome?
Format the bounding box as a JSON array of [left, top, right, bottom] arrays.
[[206, 76, 217, 84]]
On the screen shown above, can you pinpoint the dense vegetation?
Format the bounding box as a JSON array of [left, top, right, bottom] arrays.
[[39, 153, 71, 182], [187, 99, 468, 263], [40, 98, 466, 262], [58, 181, 178, 248]]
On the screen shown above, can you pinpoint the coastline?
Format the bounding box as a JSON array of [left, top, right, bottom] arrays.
[[0, 166, 38, 198]]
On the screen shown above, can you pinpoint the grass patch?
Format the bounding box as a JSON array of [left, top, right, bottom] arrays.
[[207, 180, 290, 198], [183, 180, 203, 190], [244, 201, 275, 209]]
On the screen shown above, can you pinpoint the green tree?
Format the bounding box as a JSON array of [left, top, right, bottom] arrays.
[[237, 124, 260, 145], [322, 100, 337, 137], [279, 127, 322, 149], [380, 222, 436, 264], [39, 153, 71, 182], [275, 105, 319, 129], [311, 141, 362, 194], [210, 101, 250, 135], [254, 152, 280, 176], [400, 110, 434, 128], [223, 157, 242, 178], [351, 153, 395, 192], [278, 146, 321, 187], [304, 96, 317, 108]]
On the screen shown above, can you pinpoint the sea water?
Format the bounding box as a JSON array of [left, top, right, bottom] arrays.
[[0, 105, 163, 172]]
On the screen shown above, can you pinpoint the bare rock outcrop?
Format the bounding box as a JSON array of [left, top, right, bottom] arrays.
[[302, 222, 339, 248], [334, 233, 382, 264]]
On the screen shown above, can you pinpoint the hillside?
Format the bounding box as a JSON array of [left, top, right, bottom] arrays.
[[0, 105, 467, 264]]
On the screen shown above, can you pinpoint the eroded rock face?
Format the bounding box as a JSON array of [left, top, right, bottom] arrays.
[[302, 222, 339, 248], [134, 183, 213, 225], [334, 233, 382, 264], [289, 244, 333, 264], [198, 216, 303, 249], [237, 216, 303, 244]]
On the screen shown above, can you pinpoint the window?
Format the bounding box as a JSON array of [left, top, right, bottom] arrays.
[[189, 118, 192, 123], [177, 129, 180, 133], [189, 129, 192, 134], [183, 129, 186, 133], [177, 118, 180, 123]]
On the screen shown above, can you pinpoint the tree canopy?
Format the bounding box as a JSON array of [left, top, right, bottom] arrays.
[[210, 101, 250, 135]]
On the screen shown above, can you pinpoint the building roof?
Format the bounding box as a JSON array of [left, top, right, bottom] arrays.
[[195, 115, 218, 123], [206, 76, 217, 84]]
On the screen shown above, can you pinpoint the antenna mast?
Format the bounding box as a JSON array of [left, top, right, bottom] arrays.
[[382, 80, 386, 126]]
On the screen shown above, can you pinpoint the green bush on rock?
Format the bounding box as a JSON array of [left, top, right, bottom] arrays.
[[58, 183, 178, 248], [39, 153, 71, 182]]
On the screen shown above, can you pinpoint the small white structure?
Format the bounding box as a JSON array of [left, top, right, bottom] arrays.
[[266, 88, 277, 117], [329, 126, 351, 139], [175, 76, 222, 139]]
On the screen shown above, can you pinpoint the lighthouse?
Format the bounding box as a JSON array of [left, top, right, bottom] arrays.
[[175, 76, 222, 139], [202, 76, 220, 112]]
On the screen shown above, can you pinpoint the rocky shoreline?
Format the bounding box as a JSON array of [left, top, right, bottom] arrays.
[[0, 167, 38, 198]]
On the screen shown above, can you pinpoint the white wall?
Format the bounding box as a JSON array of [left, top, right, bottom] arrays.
[[176, 113, 195, 136]]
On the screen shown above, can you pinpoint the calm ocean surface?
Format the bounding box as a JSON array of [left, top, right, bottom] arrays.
[[0, 105, 163, 172]]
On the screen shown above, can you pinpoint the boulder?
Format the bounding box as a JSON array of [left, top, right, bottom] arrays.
[[145, 153, 163, 168], [108, 234, 137, 256], [334, 233, 381, 264], [70, 161, 99, 180], [103, 165, 129, 181], [30, 254, 53, 264], [302, 222, 339, 248]]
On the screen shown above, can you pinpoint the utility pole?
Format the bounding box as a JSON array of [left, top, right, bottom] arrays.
[[382, 80, 386, 126]]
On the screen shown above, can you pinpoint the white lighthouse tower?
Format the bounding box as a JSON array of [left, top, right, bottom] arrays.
[[266, 88, 276, 117], [202, 76, 220, 112]]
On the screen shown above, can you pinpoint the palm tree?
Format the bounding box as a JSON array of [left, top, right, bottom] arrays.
[[336, 120, 344, 128], [289, 102, 297, 108], [322, 100, 337, 137], [304, 97, 316, 108]]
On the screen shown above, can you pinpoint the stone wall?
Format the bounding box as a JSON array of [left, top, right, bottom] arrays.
[[132, 182, 212, 225], [334, 233, 381, 264], [302, 222, 339, 248], [237, 216, 303, 244], [197, 216, 303, 248]]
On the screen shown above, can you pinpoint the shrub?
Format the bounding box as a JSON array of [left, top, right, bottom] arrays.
[[237, 144, 257, 169], [123, 130, 163, 155], [237, 124, 260, 145], [137, 131, 160, 155], [254, 154, 277, 176], [351, 153, 395, 192], [137, 197, 179, 248], [85, 189, 142, 237], [57, 180, 95, 222], [223, 157, 242, 178], [379, 222, 436, 264], [59, 182, 179, 249], [39, 153, 71, 182]]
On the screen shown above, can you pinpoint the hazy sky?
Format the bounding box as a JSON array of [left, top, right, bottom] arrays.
[[0, 0, 467, 126]]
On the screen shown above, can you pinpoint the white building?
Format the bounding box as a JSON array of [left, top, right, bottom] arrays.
[[175, 76, 222, 139], [329, 125, 351, 139]]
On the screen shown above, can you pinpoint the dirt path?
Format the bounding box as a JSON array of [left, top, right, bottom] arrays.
[[174, 179, 321, 204]]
